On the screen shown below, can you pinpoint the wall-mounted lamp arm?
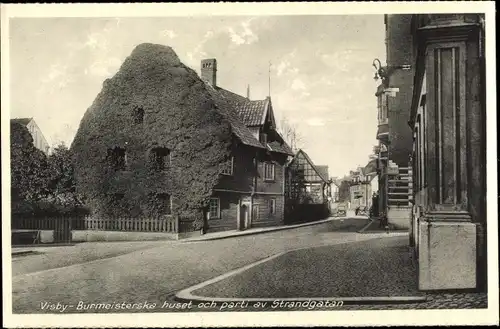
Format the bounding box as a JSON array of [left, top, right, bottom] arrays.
[[372, 58, 412, 82]]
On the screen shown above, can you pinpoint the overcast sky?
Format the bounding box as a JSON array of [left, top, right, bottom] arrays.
[[9, 15, 386, 178]]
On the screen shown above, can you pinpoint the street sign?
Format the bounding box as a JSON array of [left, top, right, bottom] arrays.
[[384, 87, 400, 97]]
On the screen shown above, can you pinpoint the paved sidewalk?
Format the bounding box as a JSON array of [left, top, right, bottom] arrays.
[[183, 217, 339, 242]]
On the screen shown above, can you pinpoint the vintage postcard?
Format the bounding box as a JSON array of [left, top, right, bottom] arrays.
[[2, 2, 498, 328]]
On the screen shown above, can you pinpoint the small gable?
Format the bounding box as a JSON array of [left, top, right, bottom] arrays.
[[264, 97, 277, 129], [289, 149, 329, 183]]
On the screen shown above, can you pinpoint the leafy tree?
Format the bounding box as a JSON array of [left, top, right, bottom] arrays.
[[278, 116, 303, 153], [47, 142, 82, 206], [10, 122, 50, 213]]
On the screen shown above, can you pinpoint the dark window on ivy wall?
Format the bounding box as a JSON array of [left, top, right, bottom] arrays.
[[156, 193, 172, 215], [151, 147, 171, 171], [133, 107, 144, 124], [107, 147, 127, 171]]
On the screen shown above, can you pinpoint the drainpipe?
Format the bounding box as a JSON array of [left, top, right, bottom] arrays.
[[385, 144, 390, 219], [282, 157, 286, 224], [249, 150, 258, 228]]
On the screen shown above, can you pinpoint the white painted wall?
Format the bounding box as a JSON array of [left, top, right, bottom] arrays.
[[26, 120, 50, 155]]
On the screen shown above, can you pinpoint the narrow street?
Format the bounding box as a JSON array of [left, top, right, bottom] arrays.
[[13, 217, 383, 314]]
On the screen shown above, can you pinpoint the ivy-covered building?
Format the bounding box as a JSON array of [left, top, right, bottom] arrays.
[[71, 44, 293, 234]]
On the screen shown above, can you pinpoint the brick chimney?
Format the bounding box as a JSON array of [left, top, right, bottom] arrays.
[[201, 58, 217, 87]]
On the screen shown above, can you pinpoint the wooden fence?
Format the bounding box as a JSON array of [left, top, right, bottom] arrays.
[[83, 215, 179, 233], [11, 215, 184, 245], [11, 216, 76, 244], [12, 215, 184, 234], [284, 203, 330, 225], [12, 216, 80, 231]]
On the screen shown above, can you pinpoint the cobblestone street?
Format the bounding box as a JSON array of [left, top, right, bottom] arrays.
[[11, 218, 380, 313], [192, 235, 422, 299], [11, 218, 489, 314]]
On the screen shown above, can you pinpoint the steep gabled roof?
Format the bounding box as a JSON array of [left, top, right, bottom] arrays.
[[205, 84, 265, 149], [11, 118, 33, 126], [217, 87, 275, 129], [293, 149, 330, 183], [316, 165, 329, 182], [236, 99, 268, 127], [215, 86, 248, 106], [205, 84, 292, 154]]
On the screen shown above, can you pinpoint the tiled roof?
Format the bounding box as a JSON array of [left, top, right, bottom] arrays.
[[235, 99, 268, 126], [267, 140, 294, 156], [316, 165, 329, 182], [205, 84, 265, 149], [215, 87, 248, 107], [215, 87, 268, 127], [205, 84, 293, 154], [11, 118, 32, 125]]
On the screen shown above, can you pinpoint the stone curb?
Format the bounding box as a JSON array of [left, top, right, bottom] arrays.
[[182, 217, 339, 242], [357, 220, 409, 234], [11, 250, 37, 257], [174, 244, 427, 305], [357, 219, 375, 233], [12, 243, 77, 248]]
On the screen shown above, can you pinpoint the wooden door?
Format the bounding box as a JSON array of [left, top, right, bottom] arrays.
[[239, 204, 248, 231]]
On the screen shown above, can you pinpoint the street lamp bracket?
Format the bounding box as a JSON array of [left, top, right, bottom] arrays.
[[372, 58, 412, 83]]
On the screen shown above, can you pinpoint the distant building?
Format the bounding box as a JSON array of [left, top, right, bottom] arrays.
[[10, 118, 50, 155], [284, 149, 331, 222], [348, 166, 372, 210], [364, 159, 379, 198], [330, 177, 340, 202], [285, 149, 331, 205]]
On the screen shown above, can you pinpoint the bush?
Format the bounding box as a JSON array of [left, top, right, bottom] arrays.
[[11, 125, 92, 219], [10, 122, 50, 203], [11, 197, 91, 219]]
